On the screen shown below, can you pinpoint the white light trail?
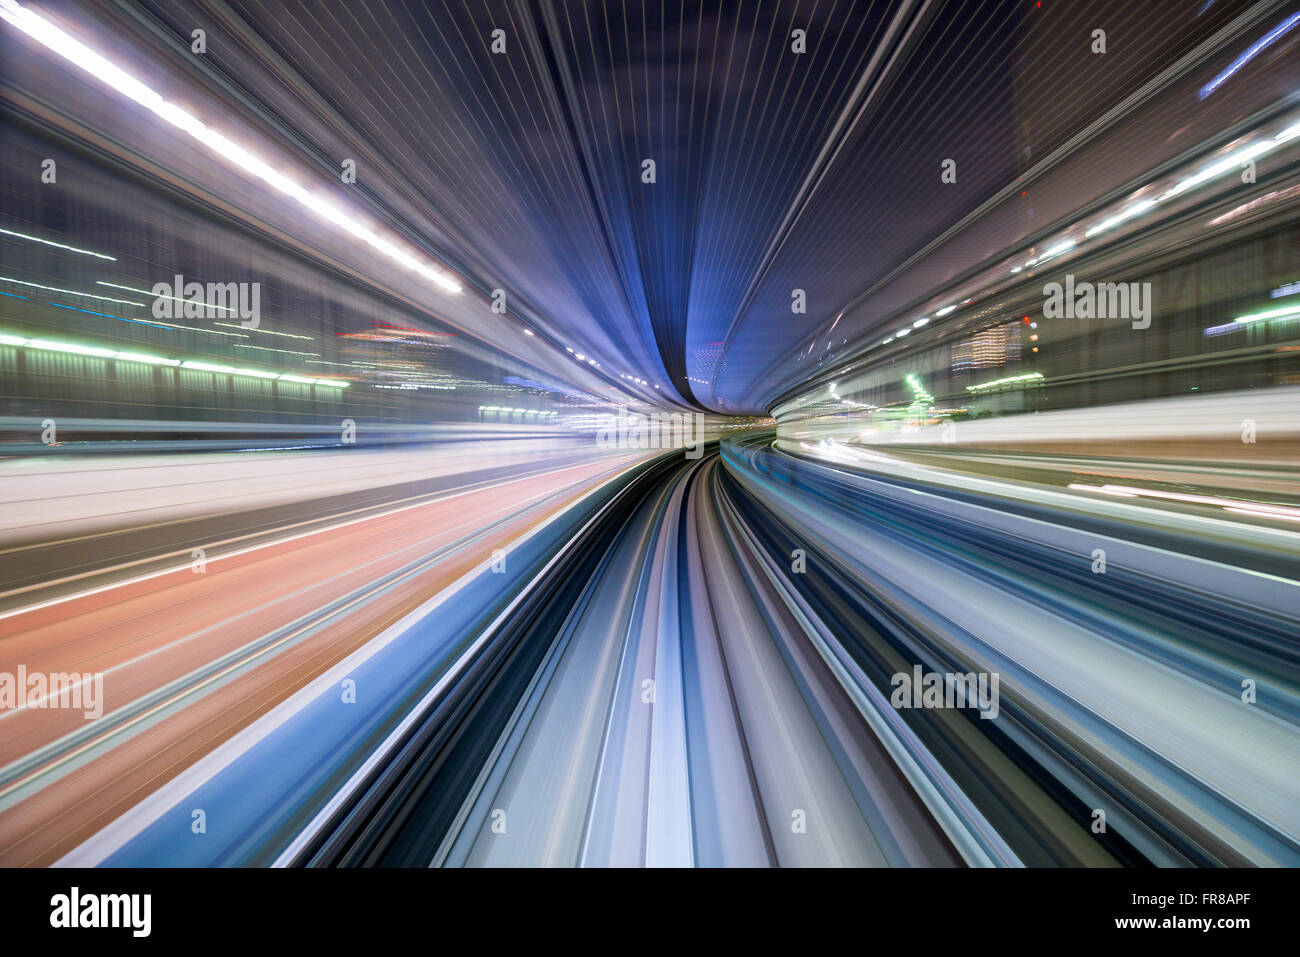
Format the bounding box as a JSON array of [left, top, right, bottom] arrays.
[[1085, 199, 1157, 238], [1161, 141, 1275, 200], [0, 225, 116, 260], [0, 0, 462, 295], [97, 281, 236, 313], [0, 274, 142, 305]]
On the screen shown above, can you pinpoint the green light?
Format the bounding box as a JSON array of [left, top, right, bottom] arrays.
[[0, 328, 350, 387], [905, 373, 934, 402], [28, 338, 117, 358], [116, 351, 180, 366], [1234, 301, 1300, 324], [182, 360, 236, 374], [967, 372, 1044, 392]]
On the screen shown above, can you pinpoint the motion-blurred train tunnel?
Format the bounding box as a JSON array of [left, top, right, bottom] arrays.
[[0, 0, 1297, 872]]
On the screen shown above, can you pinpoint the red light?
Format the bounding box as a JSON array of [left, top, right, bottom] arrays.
[[1023, 316, 1030, 323]]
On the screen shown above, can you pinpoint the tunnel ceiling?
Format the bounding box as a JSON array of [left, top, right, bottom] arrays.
[[19, 0, 1285, 414]]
